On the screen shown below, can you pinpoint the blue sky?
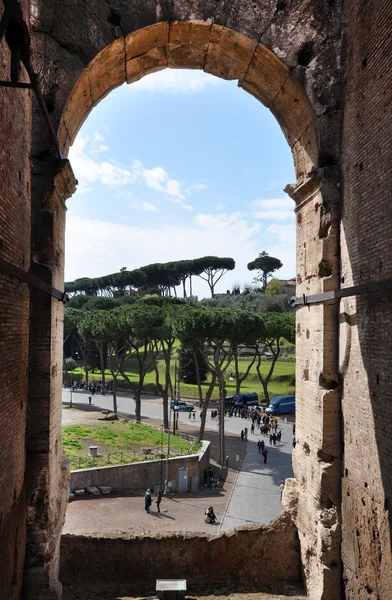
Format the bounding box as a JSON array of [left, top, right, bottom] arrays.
[[66, 69, 296, 298]]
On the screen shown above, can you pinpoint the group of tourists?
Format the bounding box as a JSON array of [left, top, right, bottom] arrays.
[[144, 488, 162, 514], [63, 380, 109, 395]]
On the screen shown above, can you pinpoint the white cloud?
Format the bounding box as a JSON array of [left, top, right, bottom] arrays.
[[252, 198, 294, 221], [187, 183, 206, 192], [93, 132, 104, 144], [128, 69, 223, 94], [64, 211, 276, 298], [252, 198, 293, 211], [141, 201, 159, 212], [254, 210, 294, 221], [263, 179, 281, 191], [69, 138, 188, 202], [183, 204, 194, 212]]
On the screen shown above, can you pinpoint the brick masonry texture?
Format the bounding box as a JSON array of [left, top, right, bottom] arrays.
[[0, 1, 31, 599], [340, 1, 392, 597], [1, 1, 392, 599]]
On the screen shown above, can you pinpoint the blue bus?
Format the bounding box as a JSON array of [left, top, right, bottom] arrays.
[[226, 392, 259, 407], [265, 395, 295, 415]]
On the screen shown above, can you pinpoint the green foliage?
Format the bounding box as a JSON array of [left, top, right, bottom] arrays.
[[265, 278, 284, 295], [62, 422, 193, 457], [247, 251, 283, 291], [179, 345, 208, 385]]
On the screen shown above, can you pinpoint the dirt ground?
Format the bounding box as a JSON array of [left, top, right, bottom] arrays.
[[63, 405, 247, 536]]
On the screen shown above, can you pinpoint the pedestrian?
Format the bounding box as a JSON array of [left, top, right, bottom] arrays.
[[156, 490, 162, 513], [262, 448, 268, 464], [277, 430, 282, 443], [88, 396, 92, 405], [293, 437, 296, 448], [188, 410, 192, 419], [272, 432, 277, 446], [251, 423, 255, 434], [257, 440, 262, 454], [269, 433, 273, 445], [144, 488, 152, 513], [260, 439, 265, 452], [203, 467, 208, 486], [192, 412, 196, 421], [241, 429, 244, 441], [280, 480, 285, 500]]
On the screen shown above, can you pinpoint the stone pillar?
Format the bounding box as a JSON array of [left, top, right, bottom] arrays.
[[22, 159, 76, 600], [284, 170, 342, 600]]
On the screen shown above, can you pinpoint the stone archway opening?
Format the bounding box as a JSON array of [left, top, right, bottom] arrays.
[[27, 19, 341, 600], [58, 21, 318, 181]]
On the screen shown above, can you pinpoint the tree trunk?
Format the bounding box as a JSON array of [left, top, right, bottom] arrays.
[[98, 343, 106, 386], [189, 276, 193, 297], [198, 374, 216, 442], [84, 358, 89, 385], [261, 378, 270, 404], [193, 351, 203, 405], [162, 392, 169, 430], [233, 347, 240, 395], [218, 376, 226, 469], [182, 278, 187, 298], [134, 387, 142, 422], [112, 376, 118, 414]]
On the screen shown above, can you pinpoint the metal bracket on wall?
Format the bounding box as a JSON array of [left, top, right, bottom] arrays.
[[291, 279, 392, 307], [0, 257, 68, 303], [0, 0, 63, 159]]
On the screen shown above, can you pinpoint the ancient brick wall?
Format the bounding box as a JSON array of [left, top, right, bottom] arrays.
[[28, 2, 343, 598], [0, 2, 31, 599], [60, 511, 301, 595], [340, 1, 392, 598]]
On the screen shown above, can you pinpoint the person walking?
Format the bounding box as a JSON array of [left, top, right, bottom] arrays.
[[144, 489, 152, 513], [262, 448, 268, 464], [156, 491, 162, 513], [241, 429, 244, 441], [272, 432, 277, 446], [260, 439, 265, 452], [257, 440, 262, 454], [88, 396, 92, 405], [277, 430, 282, 444], [251, 423, 255, 434]]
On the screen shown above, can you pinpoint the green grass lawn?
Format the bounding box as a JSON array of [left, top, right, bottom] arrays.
[[66, 348, 295, 402], [62, 421, 199, 470]]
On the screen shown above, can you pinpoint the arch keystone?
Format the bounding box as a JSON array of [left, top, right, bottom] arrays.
[[204, 25, 256, 80], [168, 20, 211, 69]]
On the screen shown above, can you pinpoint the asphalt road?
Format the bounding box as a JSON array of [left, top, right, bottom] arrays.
[[62, 388, 294, 529]]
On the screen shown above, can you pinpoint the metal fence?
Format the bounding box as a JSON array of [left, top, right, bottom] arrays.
[[69, 435, 201, 471]]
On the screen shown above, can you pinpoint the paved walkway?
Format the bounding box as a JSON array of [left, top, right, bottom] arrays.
[[62, 389, 294, 531], [220, 428, 293, 531]]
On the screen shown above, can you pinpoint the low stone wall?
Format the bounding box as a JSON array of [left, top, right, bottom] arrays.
[[70, 441, 210, 493], [60, 512, 301, 594]]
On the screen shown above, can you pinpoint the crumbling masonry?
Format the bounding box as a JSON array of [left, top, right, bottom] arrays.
[[0, 1, 391, 599]]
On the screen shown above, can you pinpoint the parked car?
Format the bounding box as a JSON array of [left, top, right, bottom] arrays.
[[171, 400, 194, 412], [225, 392, 259, 408], [265, 395, 295, 415]]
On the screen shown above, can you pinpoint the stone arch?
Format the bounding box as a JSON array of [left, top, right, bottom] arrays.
[[25, 13, 342, 600], [57, 21, 318, 184]]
